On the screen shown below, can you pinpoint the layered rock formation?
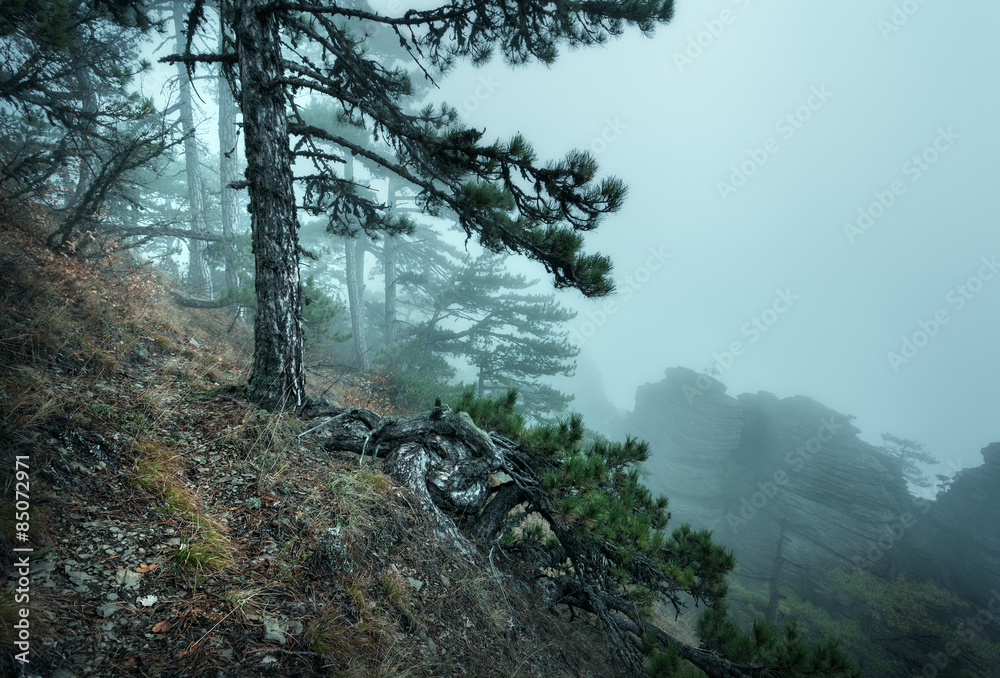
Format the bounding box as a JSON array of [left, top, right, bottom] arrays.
[[626, 367, 919, 592], [902, 442, 1000, 605]]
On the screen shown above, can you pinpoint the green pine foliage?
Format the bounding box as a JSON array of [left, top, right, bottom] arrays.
[[822, 569, 1000, 676], [877, 433, 939, 489], [697, 607, 860, 677], [726, 579, 888, 675], [407, 248, 579, 417], [455, 388, 859, 677], [452, 386, 525, 440]]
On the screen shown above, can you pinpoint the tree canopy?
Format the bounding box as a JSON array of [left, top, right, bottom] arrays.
[[162, 0, 678, 408]]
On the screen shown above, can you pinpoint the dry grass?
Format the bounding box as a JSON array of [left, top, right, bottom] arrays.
[[132, 440, 234, 575], [340, 373, 399, 417], [0, 196, 631, 678], [0, 366, 68, 439]]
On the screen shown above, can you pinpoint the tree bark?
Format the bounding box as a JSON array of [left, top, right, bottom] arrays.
[[471, 482, 524, 543], [218, 5, 240, 294], [300, 401, 768, 678], [345, 235, 369, 369], [65, 0, 98, 212], [171, 290, 243, 309], [236, 0, 306, 410], [343, 155, 370, 369], [174, 0, 213, 299], [383, 177, 398, 346]]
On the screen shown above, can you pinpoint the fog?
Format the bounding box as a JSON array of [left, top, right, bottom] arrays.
[[421, 0, 1000, 478]]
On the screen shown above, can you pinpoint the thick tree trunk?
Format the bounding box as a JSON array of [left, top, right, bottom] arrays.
[[174, 0, 213, 299], [236, 0, 306, 410], [383, 177, 398, 346], [471, 482, 524, 543]]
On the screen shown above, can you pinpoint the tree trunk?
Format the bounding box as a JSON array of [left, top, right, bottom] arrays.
[[65, 0, 98, 212], [343, 155, 370, 369], [765, 518, 787, 626], [218, 7, 240, 295], [236, 0, 306, 410], [173, 0, 213, 299], [471, 482, 524, 543], [383, 177, 398, 346]]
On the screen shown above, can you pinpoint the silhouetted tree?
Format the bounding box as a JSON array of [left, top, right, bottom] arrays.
[[879, 433, 939, 489]]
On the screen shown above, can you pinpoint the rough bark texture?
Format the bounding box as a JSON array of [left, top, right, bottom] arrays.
[[237, 0, 306, 410], [470, 482, 524, 544], [312, 402, 505, 565], [174, 0, 214, 300]]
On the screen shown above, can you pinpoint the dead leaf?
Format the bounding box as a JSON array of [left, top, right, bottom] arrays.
[[135, 563, 157, 573], [152, 620, 171, 633]]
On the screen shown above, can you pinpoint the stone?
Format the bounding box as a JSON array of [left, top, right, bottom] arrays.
[[96, 603, 120, 618], [262, 617, 285, 643]]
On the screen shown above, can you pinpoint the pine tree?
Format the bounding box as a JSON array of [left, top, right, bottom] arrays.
[[458, 389, 860, 678], [167, 0, 663, 409], [409, 251, 579, 417], [171, 0, 213, 297], [0, 0, 168, 249], [878, 433, 939, 489]]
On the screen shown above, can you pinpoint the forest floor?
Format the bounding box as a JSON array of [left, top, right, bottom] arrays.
[[0, 201, 643, 677]]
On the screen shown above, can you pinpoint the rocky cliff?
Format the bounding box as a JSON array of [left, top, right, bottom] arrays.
[[901, 442, 1000, 605], [625, 367, 921, 593]]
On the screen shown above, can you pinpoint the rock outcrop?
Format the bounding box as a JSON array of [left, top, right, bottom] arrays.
[[626, 368, 918, 593], [901, 443, 1000, 605]]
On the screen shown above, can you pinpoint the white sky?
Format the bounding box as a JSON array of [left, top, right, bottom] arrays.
[[418, 0, 1000, 477]]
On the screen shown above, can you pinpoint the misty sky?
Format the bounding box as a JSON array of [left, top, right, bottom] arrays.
[[417, 0, 1000, 478]]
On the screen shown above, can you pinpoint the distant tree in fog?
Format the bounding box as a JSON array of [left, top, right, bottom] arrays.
[[879, 433, 939, 488]]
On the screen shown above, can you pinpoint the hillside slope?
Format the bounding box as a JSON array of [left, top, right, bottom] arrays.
[[0, 203, 621, 678]]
